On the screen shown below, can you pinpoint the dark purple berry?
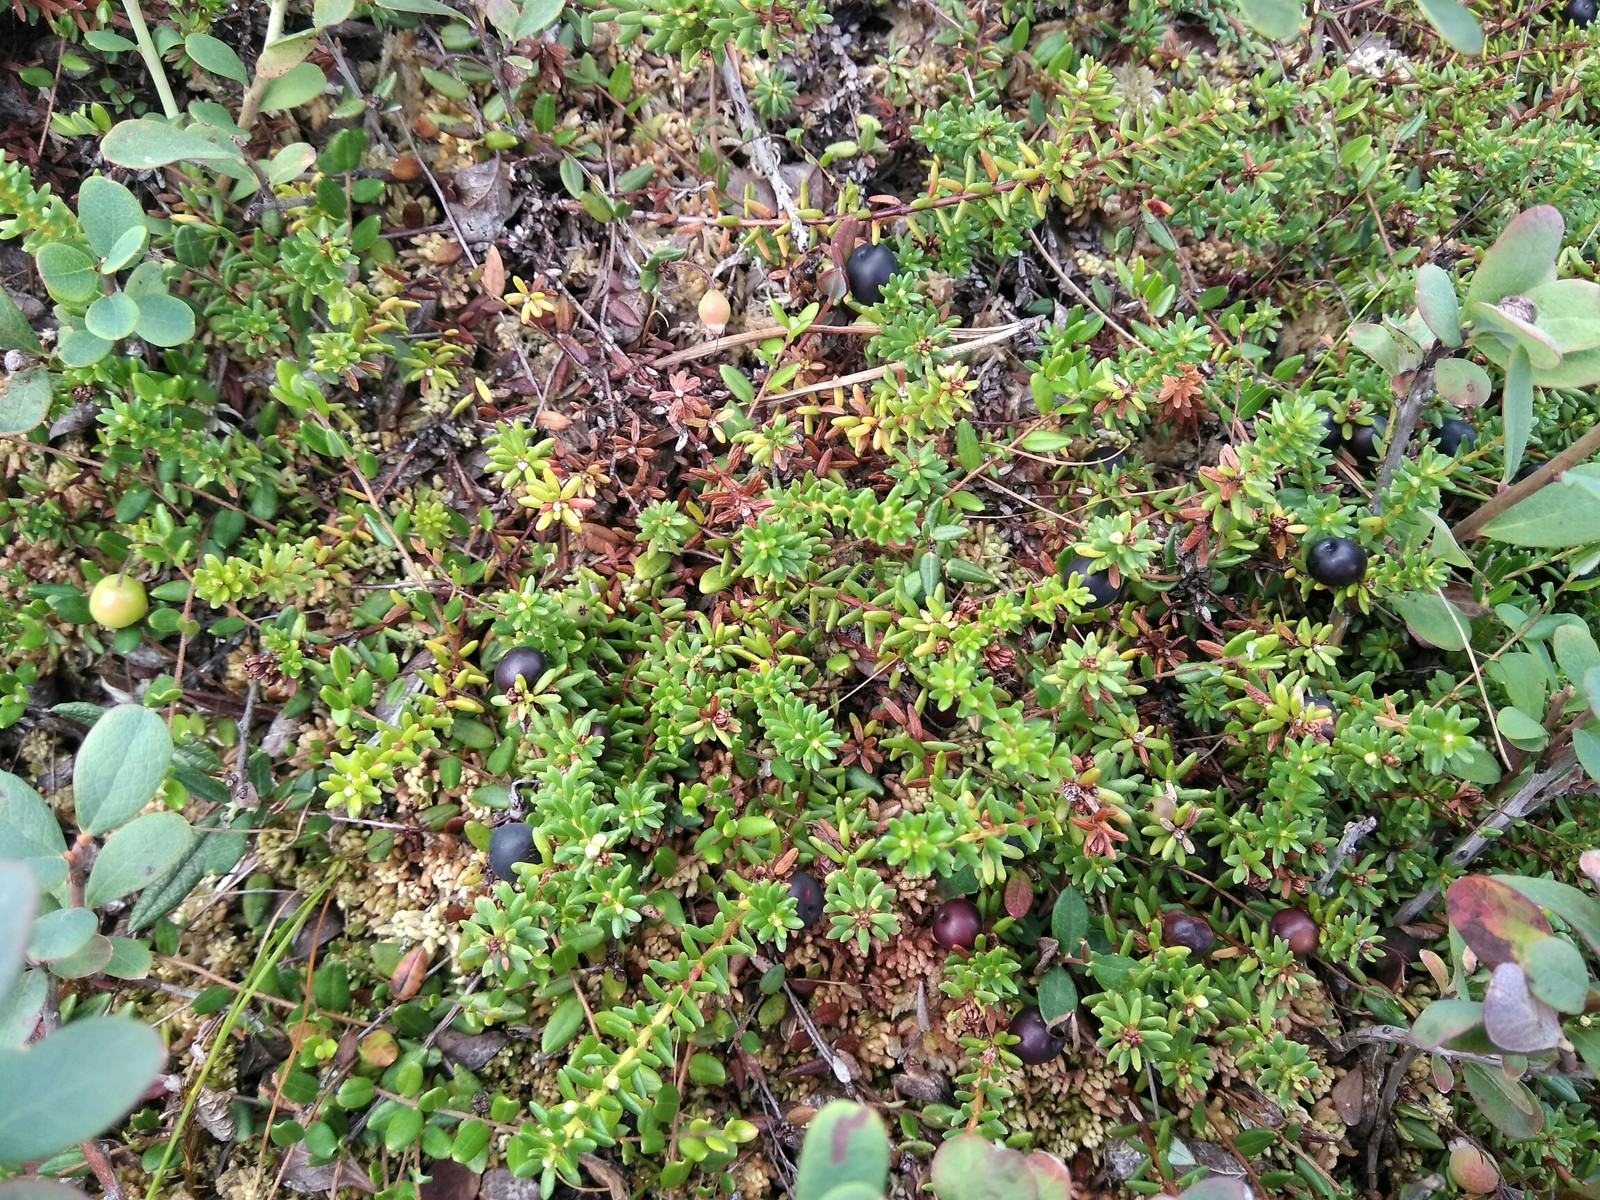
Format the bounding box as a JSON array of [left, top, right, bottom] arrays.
[[932, 898, 983, 951], [1305, 537, 1368, 587], [1317, 409, 1341, 450], [1431, 418, 1476, 455], [1161, 910, 1214, 955], [1566, 0, 1597, 25], [1269, 908, 1319, 956], [924, 699, 962, 731], [1368, 926, 1423, 990], [844, 242, 898, 306], [789, 872, 825, 928], [1344, 415, 1386, 467], [489, 821, 534, 881], [494, 646, 546, 693], [1063, 555, 1121, 608], [1008, 1006, 1066, 1065], [1085, 445, 1128, 472]]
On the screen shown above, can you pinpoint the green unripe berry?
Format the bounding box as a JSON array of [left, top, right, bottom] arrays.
[[89, 575, 148, 629]]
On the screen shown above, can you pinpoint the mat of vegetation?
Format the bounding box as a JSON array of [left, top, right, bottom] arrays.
[[3, 0, 1600, 1198]]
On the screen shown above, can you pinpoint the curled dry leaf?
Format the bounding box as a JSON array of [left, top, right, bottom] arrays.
[[280, 1142, 379, 1195], [435, 1028, 508, 1071], [195, 1086, 236, 1141], [891, 1063, 951, 1104], [419, 1159, 481, 1200], [579, 1152, 629, 1200], [392, 943, 430, 1000], [479, 1169, 541, 1200], [481, 245, 506, 302]]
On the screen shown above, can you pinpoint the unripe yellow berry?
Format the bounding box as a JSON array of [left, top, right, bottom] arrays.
[[699, 288, 730, 334], [88, 575, 148, 629]]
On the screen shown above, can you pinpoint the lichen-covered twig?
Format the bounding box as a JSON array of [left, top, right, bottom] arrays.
[[1392, 750, 1580, 924], [719, 47, 808, 251], [1314, 815, 1377, 896]]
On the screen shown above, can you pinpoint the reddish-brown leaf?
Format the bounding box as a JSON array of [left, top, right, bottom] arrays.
[[1004, 871, 1034, 920]]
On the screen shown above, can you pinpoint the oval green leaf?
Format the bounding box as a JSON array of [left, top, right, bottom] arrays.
[[1466, 206, 1563, 309], [259, 61, 328, 112], [1480, 464, 1600, 547], [35, 243, 98, 306], [77, 176, 147, 260], [0, 863, 38, 996], [185, 32, 248, 83], [0, 287, 41, 353], [1415, 263, 1462, 346], [1521, 935, 1588, 1014], [26, 907, 96, 964], [85, 291, 139, 341], [101, 225, 149, 275], [1050, 887, 1088, 950], [100, 117, 246, 169], [0, 366, 51, 436], [133, 292, 197, 348], [1415, 0, 1485, 53], [85, 811, 194, 907], [74, 703, 175, 835], [793, 1101, 889, 1200], [1234, 0, 1304, 40], [0, 1016, 165, 1161]]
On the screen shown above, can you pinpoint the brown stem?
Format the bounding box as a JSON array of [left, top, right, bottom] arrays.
[[80, 1138, 125, 1200], [66, 829, 93, 909], [1453, 419, 1600, 541]]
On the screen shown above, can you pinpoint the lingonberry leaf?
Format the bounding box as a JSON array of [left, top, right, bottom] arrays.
[[1445, 875, 1553, 966]]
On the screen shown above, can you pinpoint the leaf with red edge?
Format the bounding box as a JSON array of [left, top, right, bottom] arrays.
[[1026, 1150, 1073, 1200], [1445, 875, 1552, 967]]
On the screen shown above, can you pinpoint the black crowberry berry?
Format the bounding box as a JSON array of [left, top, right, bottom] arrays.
[[1305, 537, 1368, 587], [1161, 910, 1215, 955], [844, 243, 898, 306], [1317, 409, 1342, 450], [1085, 445, 1128, 472], [1063, 555, 1122, 608], [1008, 1006, 1067, 1065], [1565, 0, 1597, 26], [1269, 907, 1319, 956], [931, 898, 983, 950], [1431, 418, 1476, 455], [489, 821, 534, 881], [1345, 415, 1386, 467], [788, 872, 825, 928], [494, 646, 546, 693]]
